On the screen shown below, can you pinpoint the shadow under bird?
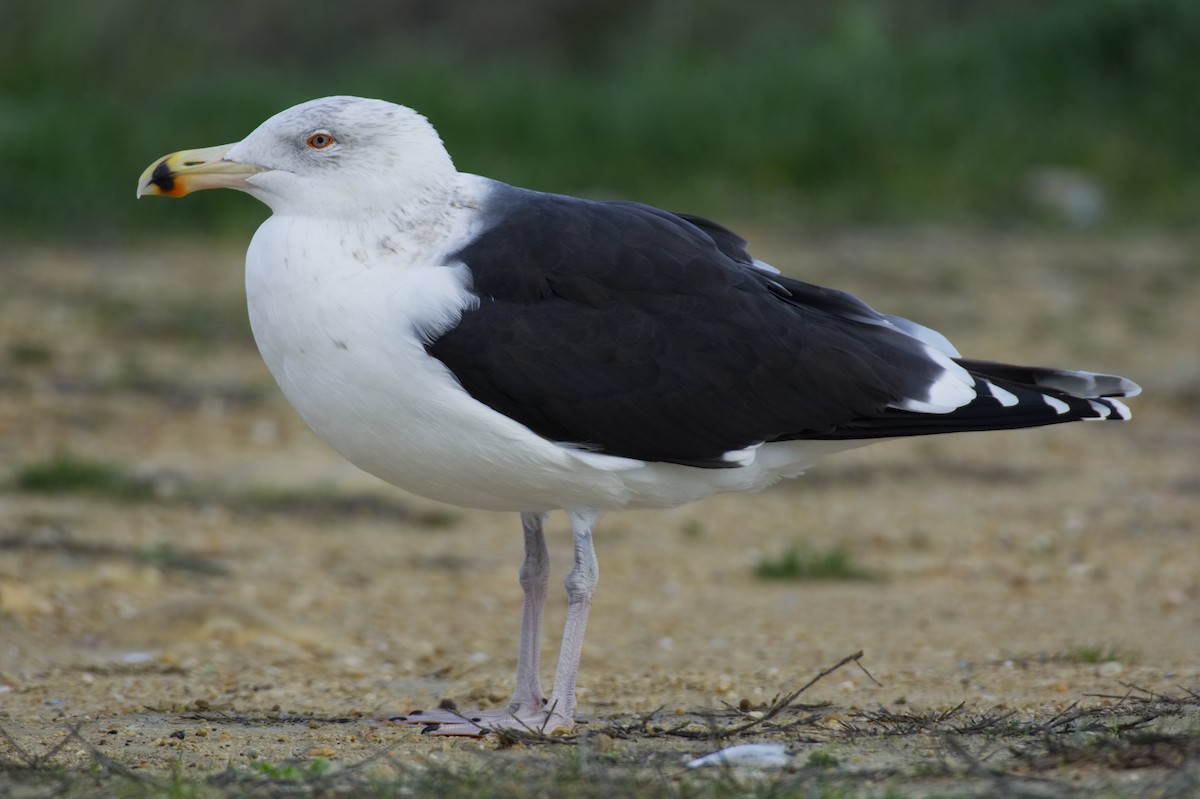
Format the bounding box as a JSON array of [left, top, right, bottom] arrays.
[[138, 96, 1140, 736]]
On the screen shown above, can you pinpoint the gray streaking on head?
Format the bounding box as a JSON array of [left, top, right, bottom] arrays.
[[138, 95, 1140, 735]]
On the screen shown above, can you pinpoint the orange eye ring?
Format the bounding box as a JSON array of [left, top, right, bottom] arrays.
[[306, 132, 336, 149]]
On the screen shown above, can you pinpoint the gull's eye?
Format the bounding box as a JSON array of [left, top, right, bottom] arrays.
[[306, 132, 336, 150]]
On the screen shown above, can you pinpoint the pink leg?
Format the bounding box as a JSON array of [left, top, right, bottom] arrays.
[[543, 508, 600, 727], [399, 512, 553, 733], [507, 511, 551, 713], [402, 509, 601, 736]]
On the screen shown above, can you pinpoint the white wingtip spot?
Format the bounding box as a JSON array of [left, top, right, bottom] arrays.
[[1043, 395, 1071, 415], [1085, 398, 1131, 420], [890, 347, 975, 414], [985, 381, 1020, 407]]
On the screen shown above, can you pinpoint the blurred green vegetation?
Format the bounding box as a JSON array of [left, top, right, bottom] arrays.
[[753, 543, 876, 581], [2, 0, 1197, 239]]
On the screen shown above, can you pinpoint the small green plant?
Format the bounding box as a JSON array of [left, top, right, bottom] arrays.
[[1060, 644, 1135, 665], [806, 750, 839, 768], [7, 341, 53, 366], [416, 510, 460, 529], [137, 543, 229, 576], [249, 757, 331, 781], [754, 544, 874, 581], [12, 453, 154, 501]]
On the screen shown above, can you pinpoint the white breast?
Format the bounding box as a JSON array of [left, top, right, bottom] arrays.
[[242, 206, 631, 510]]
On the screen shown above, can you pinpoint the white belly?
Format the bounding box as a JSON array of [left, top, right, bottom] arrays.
[[243, 216, 856, 513]]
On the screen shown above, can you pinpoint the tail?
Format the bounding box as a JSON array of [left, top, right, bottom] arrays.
[[807, 359, 1140, 440]]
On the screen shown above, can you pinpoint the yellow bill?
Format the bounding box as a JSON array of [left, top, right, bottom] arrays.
[[136, 144, 264, 198]]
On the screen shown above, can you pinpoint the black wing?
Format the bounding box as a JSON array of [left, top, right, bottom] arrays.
[[426, 186, 961, 467]]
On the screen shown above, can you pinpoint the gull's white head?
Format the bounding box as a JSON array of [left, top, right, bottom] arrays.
[[137, 96, 457, 219]]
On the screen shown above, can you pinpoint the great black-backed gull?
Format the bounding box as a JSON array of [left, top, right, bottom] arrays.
[[137, 96, 1139, 735]]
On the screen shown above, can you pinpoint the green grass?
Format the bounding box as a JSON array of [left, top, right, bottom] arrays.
[[1006, 643, 1139, 666], [805, 750, 840, 768], [12, 452, 156, 501], [248, 757, 332, 781], [1, 749, 859, 799], [1060, 644, 1137, 665], [2, 0, 1199, 239], [7, 341, 54, 367], [753, 544, 875, 581], [7, 454, 447, 530]]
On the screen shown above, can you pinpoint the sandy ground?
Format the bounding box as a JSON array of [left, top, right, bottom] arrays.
[[0, 232, 1197, 789]]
